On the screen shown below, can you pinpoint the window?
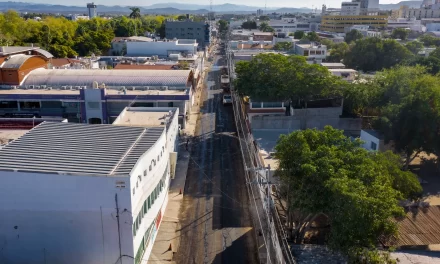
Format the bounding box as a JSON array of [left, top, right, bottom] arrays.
[[144, 170, 147, 177], [251, 102, 262, 108], [371, 142, 377, 151], [138, 175, 142, 182], [148, 196, 151, 209], [136, 182, 138, 188], [20, 101, 41, 109], [149, 165, 152, 171], [143, 201, 147, 214], [133, 188, 135, 195], [157, 155, 160, 162], [263, 102, 283, 108]]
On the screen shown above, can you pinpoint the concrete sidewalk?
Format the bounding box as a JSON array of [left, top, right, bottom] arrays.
[[148, 57, 212, 263]]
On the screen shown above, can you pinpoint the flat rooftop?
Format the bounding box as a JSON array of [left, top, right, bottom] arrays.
[[0, 88, 187, 96], [0, 122, 164, 176], [113, 107, 177, 127], [329, 69, 357, 73], [320, 62, 345, 68]]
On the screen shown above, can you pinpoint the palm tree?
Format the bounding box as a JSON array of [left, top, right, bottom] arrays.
[[129, 7, 141, 19]]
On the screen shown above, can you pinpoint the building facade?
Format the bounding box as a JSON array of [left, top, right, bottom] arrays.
[[341, 2, 361, 16], [0, 69, 195, 125], [320, 14, 388, 33], [0, 117, 179, 264], [165, 19, 210, 48], [294, 43, 327, 63], [126, 39, 198, 57]]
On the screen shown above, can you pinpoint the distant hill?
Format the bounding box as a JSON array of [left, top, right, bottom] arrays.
[[379, 0, 422, 10], [0, 1, 312, 14]]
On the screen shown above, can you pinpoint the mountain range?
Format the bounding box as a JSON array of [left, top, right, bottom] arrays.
[[0, 1, 425, 14]]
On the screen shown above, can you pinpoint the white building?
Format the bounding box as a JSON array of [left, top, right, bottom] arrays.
[[360, 129, 382, 151], [268, 20, 311, 33], [294, 43, 327, 63], [0, 110, 179, 263], [387, 18, 426, 32], [126, 39, 198, 58], [329, 69, 358, 82]]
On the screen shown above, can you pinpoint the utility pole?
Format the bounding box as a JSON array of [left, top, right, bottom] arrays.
[[115, 194, 123, 264]]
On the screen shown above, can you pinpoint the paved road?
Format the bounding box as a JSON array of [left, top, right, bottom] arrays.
[[174, 51, 259, 264]]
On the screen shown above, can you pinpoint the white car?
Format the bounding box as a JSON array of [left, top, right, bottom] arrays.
[[222, 94, 232, 105]]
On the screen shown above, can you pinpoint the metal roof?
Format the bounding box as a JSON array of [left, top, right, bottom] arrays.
[[383, 206, 440, 247], [35, 48, 54, 58], [0, 122, 164, 176], [23, 69, 192, 87], [2, 54, 34, 69]]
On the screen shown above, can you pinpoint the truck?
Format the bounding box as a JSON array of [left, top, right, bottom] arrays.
[[220, 67, 230, 93]]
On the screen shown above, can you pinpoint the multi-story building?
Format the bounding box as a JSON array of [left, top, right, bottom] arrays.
[[0, 69, 196, 125], [398, 0, 440, 19], [257, 9, 264, 16], [0, 106, 179, 264], [387, 18, 426, 32], [294, 43, 327, 63], [321, 0, 386, 33], [268, 19, 312, 33], [341, 2, 361, 15], [321, 14, 388, 33], [87, 2, 97, 18], [165, 16, 210, 48]]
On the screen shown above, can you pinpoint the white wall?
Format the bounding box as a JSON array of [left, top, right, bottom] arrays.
[[0, 171, 133, 264], [84, 88, 104, 123], [360, 130, 380, 151], [126, 41, 196, 56]]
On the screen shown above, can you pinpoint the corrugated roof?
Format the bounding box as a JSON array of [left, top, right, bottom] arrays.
[[35, 48, 54, 59], [114, 64, 177, 70], [383, 206, 440, 247], [23, 69, 192, 87], [2, 54, 34, 69], [0, 122, 164, 176]]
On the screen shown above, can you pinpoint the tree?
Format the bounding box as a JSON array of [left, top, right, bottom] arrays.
[[319, 38, 334, 49], [405, 40, 424, 54], [371, 66, 440, 168], [326, 42, 349, 62], [419, 34, 440, 46], [344, 38, 413, 72], [306, 31, 319, 42], [259, 21, 274, 32], [293, 30, 305, 39], [409, 56, 440, 75], [241, 20, 257, 30], [274, 126, 422, 260], [177, 15, 187, 21], [345, 29, 363, 44], [218, 19, 228, 33], [235, 53, 344, 103], [429, 47, 440, 59], [273, 41, 293, 51], [391, 28, 410, 40], [129, 7, 141, 19]]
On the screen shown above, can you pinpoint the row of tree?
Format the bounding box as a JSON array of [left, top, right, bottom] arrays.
[[0, 10, 175, 57]]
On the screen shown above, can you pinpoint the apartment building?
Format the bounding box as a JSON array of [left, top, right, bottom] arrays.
[[165, 16, 210, 48]]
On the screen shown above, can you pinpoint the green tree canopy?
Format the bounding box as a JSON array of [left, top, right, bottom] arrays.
[[273, 41, 293, 51], [258, 21, 274, 32], [293, 30, 305, 39], [177, 15, 187, 21], [258, 15, 270, 21], [419, 34, 440, 46], [405, 40, 424, 54], [391, 28, 410, 40], [275, 126, 422, 260], [409, 56, 440, 74], [306, 31, 319, 42], [326, 42, 349, 63], [129, 7, 141, 19], [344, 37, 413, 72], [218, 19, 228, 33], [344, 29, 363, 44], [235, 53, 345, 103], [241, 20, 257, 30]]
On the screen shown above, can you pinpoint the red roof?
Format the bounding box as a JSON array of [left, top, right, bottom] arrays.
[[51, 58, 81, 68], [114, 64, 177, 70]]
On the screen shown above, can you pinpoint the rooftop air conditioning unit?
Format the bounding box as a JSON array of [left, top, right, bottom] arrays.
[[74, 86, 81, 90], [159, 86, 168, 90], [68, 86, 73, 90], [82, 86, 87, 89], [41, 85, 46, 89], [131, 87, 136, 91], [144, 86, 150, 90], [11, 86, 17, 89], [47, 87, 52, 90], [35, 86, 40, 89]]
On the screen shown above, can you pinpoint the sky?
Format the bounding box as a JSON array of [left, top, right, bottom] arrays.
[[21, 0, 405, 9]]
